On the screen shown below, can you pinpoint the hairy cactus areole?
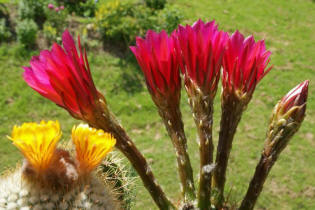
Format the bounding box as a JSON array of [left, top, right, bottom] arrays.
[[0, 121, 120, 210]]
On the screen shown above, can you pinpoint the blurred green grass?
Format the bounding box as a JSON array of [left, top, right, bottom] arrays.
[[1, 0, 314, 209]]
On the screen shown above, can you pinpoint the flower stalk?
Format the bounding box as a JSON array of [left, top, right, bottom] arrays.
[[174, 20, 228, 208], [212, 91, 245, 206], [155, 94, 196, 201], [131, 30, 196, 202], [212, 31, 272, 208], [89, 98, 176, 210], [187, 83, 215, 209], [240, 81, 309, 210]]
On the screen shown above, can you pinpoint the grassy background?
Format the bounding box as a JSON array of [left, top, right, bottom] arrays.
[[1, 0, 314, 209]]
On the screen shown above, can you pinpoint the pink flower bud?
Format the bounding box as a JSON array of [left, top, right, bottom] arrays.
[[60, 6, 65, 10], [278, 80, 309, 122], [48, 3, 54, 10]]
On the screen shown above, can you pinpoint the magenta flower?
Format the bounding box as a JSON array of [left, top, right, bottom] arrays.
[[174, 19, 228, 97], [131, 30, 196, 201], [48, 3, 54, 10], [55, 7, 59, 12], [222, 30, 272, 99], [23, 30, 101, 121], [60, 6, 65, 10], [130, 30, 180, 99]]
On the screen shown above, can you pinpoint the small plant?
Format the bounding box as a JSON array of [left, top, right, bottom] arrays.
[[57, 0, 97, 17], [18, 0, 46, 28], [94, 0, 183, 50], [145, 0, 167, 10], [0, 3, 12, 42], [94, 0, 139, 48], [155, 5, 183, 33], [43, 22, 58, 44], [16, 19, 38, 48], [43, 3, 68, 44], [0, 18, 11, 42]]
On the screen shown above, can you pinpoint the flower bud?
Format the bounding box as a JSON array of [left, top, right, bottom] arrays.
[[276, 80, 309, 123], [47, 3, 54, 10], [264, 81, 309, 156]]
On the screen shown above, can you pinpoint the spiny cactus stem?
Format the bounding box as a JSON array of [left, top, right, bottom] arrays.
[[159, 106, 196, 202], [240, 117, 303, 210], [213, 93, 245, 208], [115, 140, 175, 209], [188, 91, 215, 210], [239, 153, 275, 210], [197, 106, 214, 209], [92, 112, 175, 210]]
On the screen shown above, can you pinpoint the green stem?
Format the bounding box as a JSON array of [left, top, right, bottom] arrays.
[[188, 93, 214, 210], [240, 111, 303, 210], [239, 154, 274, 210], [91, 107, 175, 210], [159, 106, 196, 202]]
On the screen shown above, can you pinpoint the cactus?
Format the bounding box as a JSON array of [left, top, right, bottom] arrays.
[[0, 169, 120, 210], [99, 152, 135, 210], [1, 121, 131, 210]]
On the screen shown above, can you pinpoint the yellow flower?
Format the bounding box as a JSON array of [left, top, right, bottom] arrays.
[[9, 121, 61, 174], [72, 124, 116, 174]]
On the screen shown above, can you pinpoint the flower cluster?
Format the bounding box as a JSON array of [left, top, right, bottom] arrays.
[[48, 3, 64, 12], [9, 120, 115, 187], [131, 19, 272, 103], [23, 21, 272, 126], [20, 19, 309, 210]]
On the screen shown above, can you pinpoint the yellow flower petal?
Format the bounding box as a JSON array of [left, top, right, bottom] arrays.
[[72, 124, 116, 174], [9, 120, 61, 174]]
